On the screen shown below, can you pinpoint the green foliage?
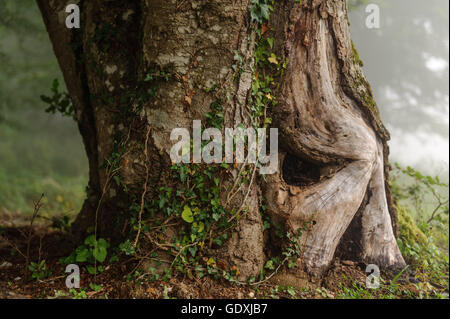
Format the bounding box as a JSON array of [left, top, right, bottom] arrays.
[[126, 0, 302, 286], [61, 235, 110, 275], [338, 280, 373, 299], [205, 98, 224, 129], [162, 162, 231, 249], [143, 69, 172, 100], [28, 260, 52, 280], [392, 163, 449, 238], [69, 288, 87, 299], [48, 214, 72, 232], [250, 0, 273, 24], [249, 14, 288, 129], [181, 205, 194, 223], [119, 239, 135, 256], [40, 79, 75, 118], [392, 164, 449, 296], [339, 165, 449, 299]]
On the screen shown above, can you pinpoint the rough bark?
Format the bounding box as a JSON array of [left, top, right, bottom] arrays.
[[37, 0, 405, 279]]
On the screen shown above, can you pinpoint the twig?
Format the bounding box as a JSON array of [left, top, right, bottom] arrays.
[[0, 235, 27, 259], [228, 162, 258, 223], [134, 126, 152, 248], [170, 242, 199, 268], [24, 194, 44, 280], [225, 157, 249, 206]]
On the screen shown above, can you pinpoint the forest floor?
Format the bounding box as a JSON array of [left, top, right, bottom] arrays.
[[0, 214, 447, 300]]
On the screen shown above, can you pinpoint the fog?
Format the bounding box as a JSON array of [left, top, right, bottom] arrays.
[[348, 0, 449, 177]]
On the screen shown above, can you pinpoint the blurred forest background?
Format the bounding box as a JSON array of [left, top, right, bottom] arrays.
[[0, 0, 448, 226], [0, 0, 87, 218]]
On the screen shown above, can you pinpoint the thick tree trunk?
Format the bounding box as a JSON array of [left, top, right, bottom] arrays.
[[37, 0, 405, 280]]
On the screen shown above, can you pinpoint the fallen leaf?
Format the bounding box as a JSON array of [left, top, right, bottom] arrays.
[[207, 257, 216, 267], [184, 95, 192, 107], [122, 157, 129, 168], [261, 23, 270, 35]]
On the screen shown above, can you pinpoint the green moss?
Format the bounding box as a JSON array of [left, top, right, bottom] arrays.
[[397, 205, 428, 246], [351, 40, 364, 67]]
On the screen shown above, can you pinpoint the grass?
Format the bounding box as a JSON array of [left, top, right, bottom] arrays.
[[335, 166, 449, 299]]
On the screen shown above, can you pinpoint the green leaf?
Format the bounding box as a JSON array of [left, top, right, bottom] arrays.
[[97, 238, 109, 249], [86, 265, 96, 275], [89, 283, 103, 291], [84, 235, 96, 246], [181, 205, 194, 223], [265, 260, 275, 270], [193, 222, 204, 233], [119, 240, 135, 256], [75, 249, 89, 263], [93, 244, 108, 263]]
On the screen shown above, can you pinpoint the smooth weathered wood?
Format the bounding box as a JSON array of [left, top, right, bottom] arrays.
[[264, 0, 405, 274]]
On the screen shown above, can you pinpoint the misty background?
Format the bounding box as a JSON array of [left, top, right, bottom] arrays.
[[349, 0, 449, 176], [0, 0, 448, 216]]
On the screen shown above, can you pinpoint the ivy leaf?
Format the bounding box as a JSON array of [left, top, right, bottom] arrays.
[[250, 1, 272, 23], [193, 222, 204, 233], [84, 235, 96, 246], [119, 240, 135, 256], [86, 265, 96, 275], [265, 260, 275, 270], [268, 53, 278, 64], [93, 245, 107, 263], [75, 249, 89, 263], [97, 238, 110, 249], [181, 205, 194, 223]]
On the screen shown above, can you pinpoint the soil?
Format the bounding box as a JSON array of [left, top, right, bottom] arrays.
[[0, 215, 430, 299]]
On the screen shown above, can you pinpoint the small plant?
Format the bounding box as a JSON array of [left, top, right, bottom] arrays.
[[28, 260, 52, 280], [49, 214, 71, 232], [70, 288, 87, 299], [119, 239, 135, 256], [392, 164, 449, 295], [89, 282, 103, 292], [40, 79, 74, 118], [60, 235, 110, 275]]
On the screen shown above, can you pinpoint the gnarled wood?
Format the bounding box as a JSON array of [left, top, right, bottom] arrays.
[[264, 0, 405, 275]]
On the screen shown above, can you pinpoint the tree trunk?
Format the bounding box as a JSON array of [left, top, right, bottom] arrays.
[[37, 0, 405, 280]]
